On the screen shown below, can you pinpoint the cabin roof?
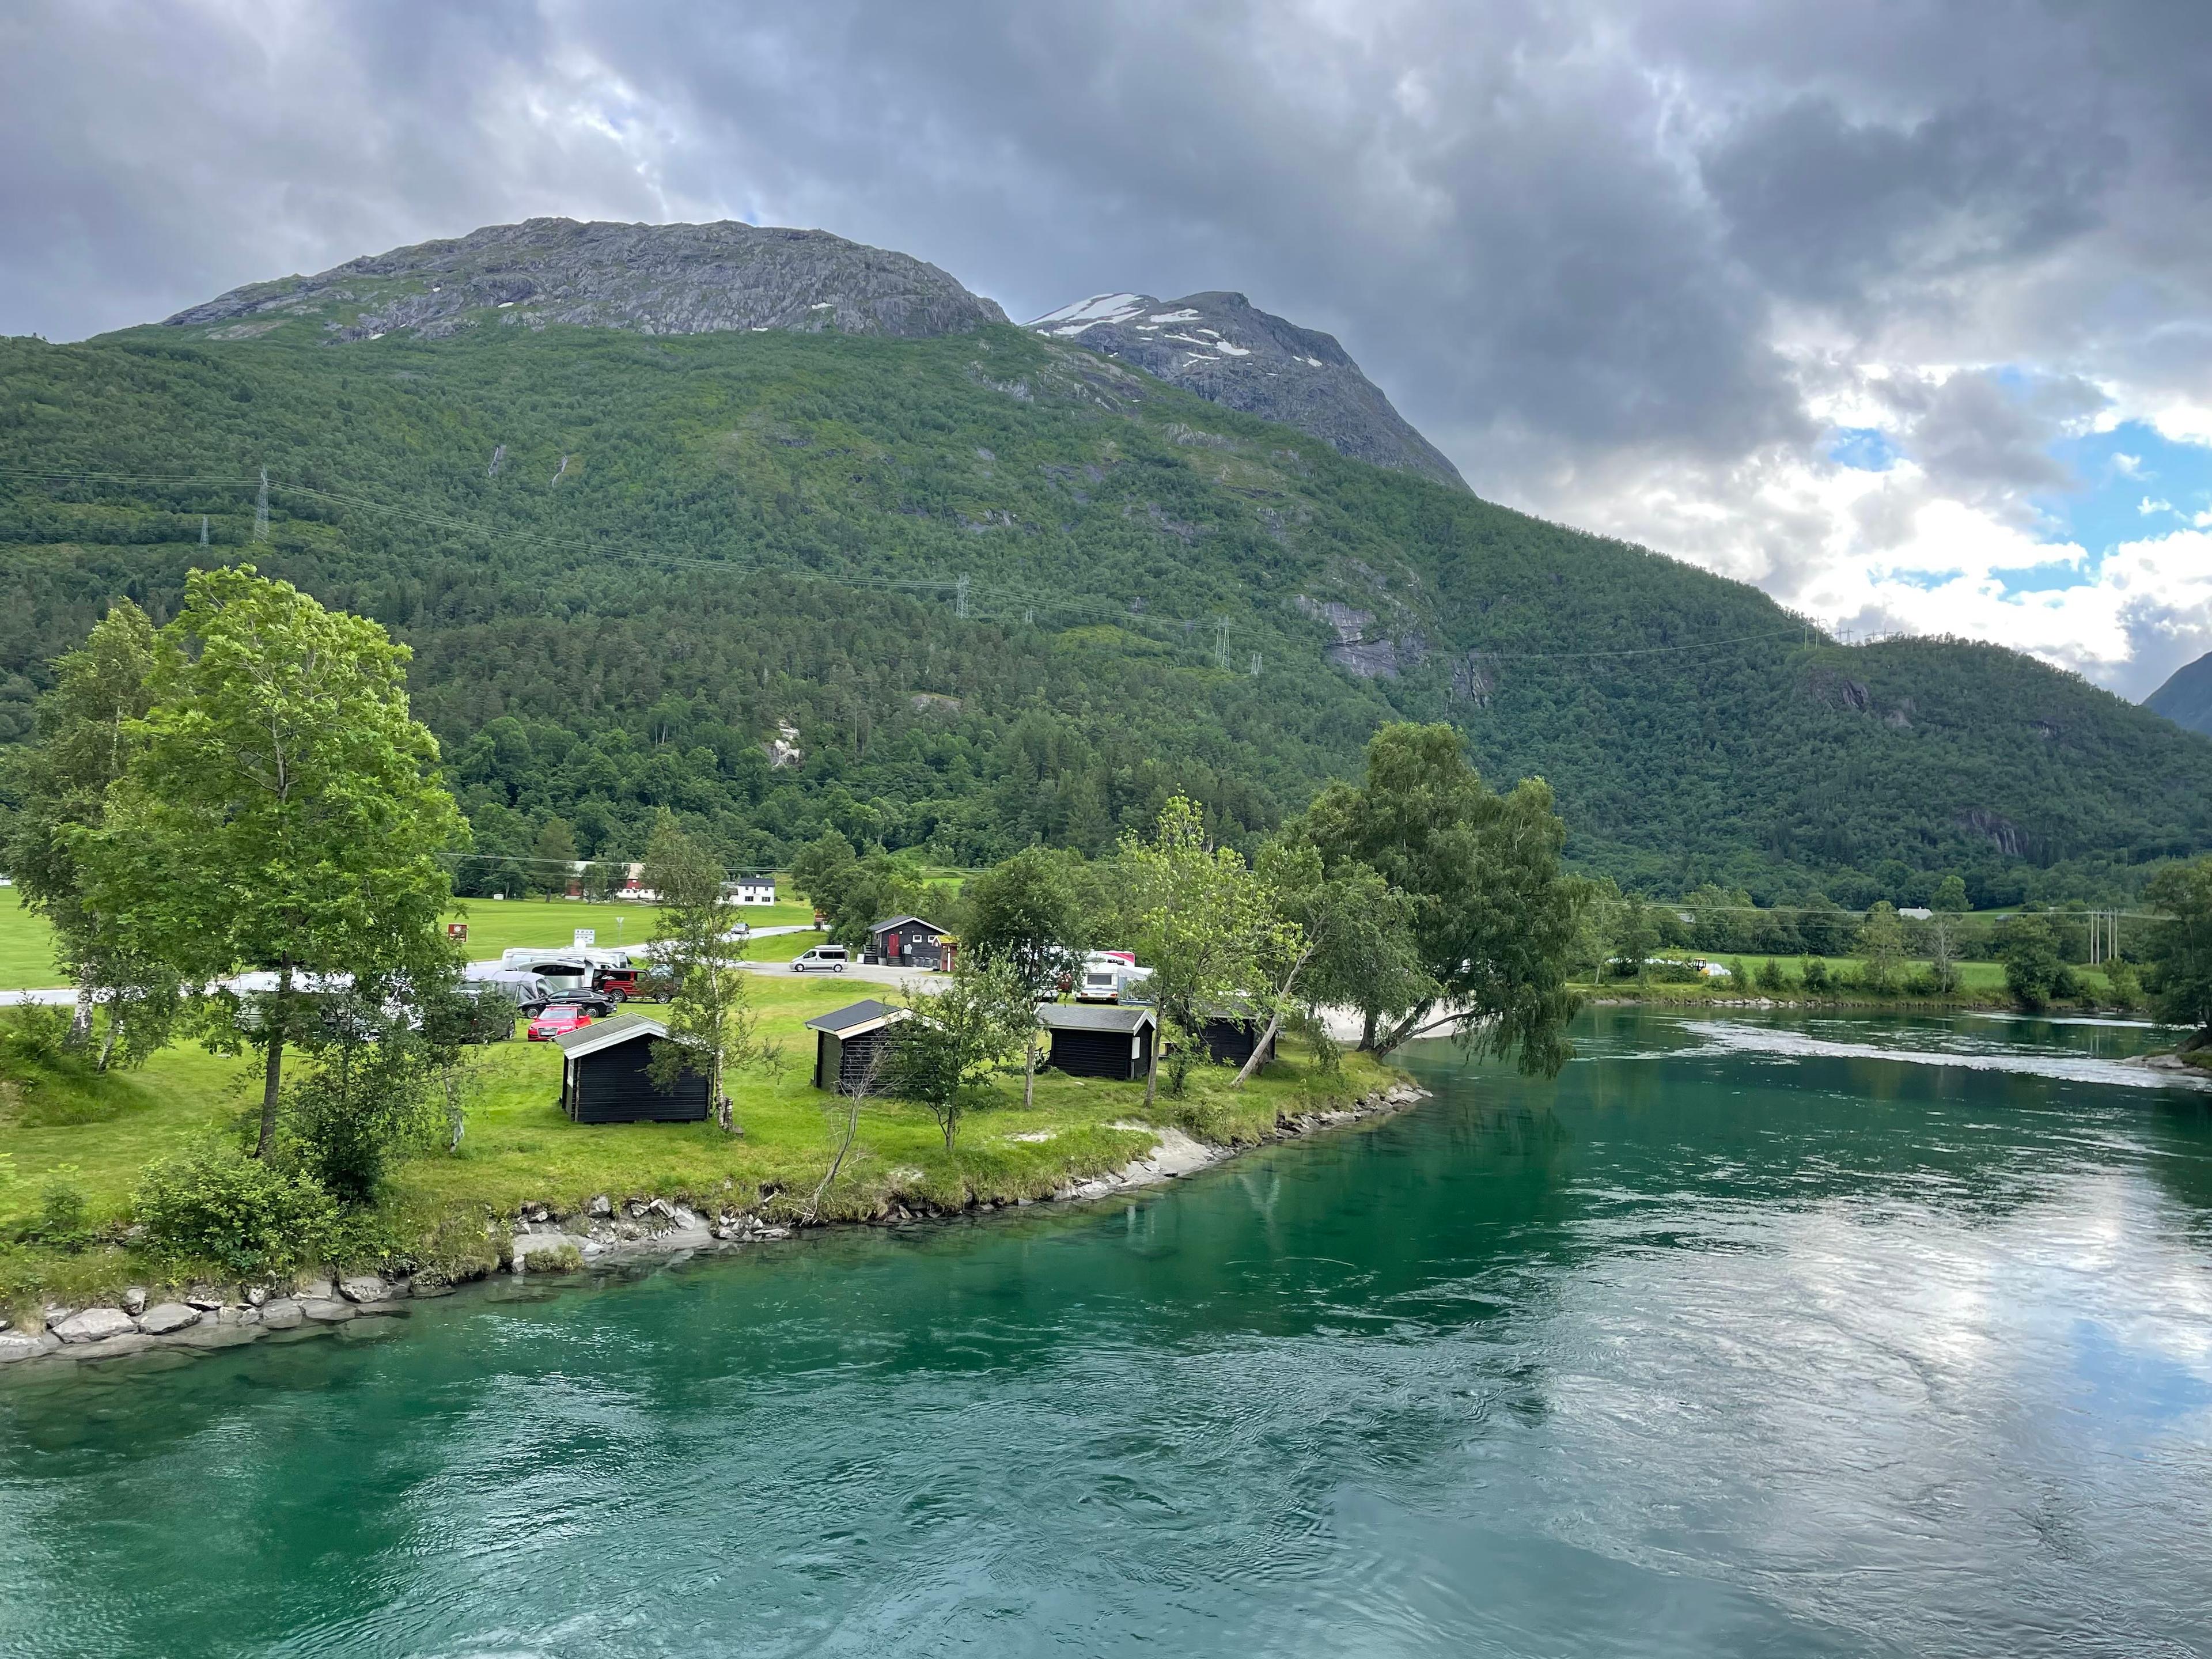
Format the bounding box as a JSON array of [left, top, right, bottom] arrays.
[[867, 915, 944, 937], [1039, 1003, 1157, 1034], [804, 999, 912, 1037], [553, 1012, 666, 1059]]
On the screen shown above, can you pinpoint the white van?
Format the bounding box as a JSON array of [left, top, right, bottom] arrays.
[[791, 944, 850, 974]]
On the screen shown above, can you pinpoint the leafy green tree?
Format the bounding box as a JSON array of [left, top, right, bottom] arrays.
[[1858, 901, 1907, 991], [1995, 914, 2070, 1012], [1757, 957, 1787, 991], [1613, 897, 1659, 983], [1567, 876, 1626, 987], [1241, 841, 1429, 1086], [964, 844, 1089, 992], [1932, 874, 1971, 914], [642, 810, 766, 1130], [0, 601, 180, 1069], [788, 829, 927, 949], [530, 816, 578, 897], [962, 845, 1093, 1105], [1924, 914, 1963, 995], [1302, 724, 1580, 1070], [86, 568, 463, 1157], [885, 954, 1034, 1150], [2142, 858, 2212, 1043], [1801, 956, 1831, 991], [1113, 796, 1291, 1101], [1797, 894, 1851, 956]]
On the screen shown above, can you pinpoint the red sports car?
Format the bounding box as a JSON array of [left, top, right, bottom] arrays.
[[527, 1003, 594, 1041]]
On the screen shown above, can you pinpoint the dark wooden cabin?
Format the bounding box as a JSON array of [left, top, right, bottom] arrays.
[[553, 1014, 711, 1123], [805, 999, 912, 1093], [863, 915, 952, 969], [1200, 1013, 1276, 1069], [1039, 1003, 1157, 1081]]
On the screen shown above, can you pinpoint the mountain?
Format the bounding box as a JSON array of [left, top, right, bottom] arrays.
[[2147, 650, 2212, 737], [4, 230, 2210, 908], [165, 217, 1009, 343], [1027, 291, 1467, 491]]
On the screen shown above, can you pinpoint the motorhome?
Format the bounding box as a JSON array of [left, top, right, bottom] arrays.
[[1075, 952, 1154, 1003]]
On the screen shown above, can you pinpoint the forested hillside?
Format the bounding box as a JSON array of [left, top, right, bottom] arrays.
[[3, 316, 2209, 906], [2148, 650, 2212, 738]]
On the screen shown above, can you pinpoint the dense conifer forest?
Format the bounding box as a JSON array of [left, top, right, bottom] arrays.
[[4, 316, 2209, 904]]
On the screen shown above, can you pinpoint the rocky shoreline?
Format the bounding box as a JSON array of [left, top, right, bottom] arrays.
[[0, 1080, 1429, 1375]]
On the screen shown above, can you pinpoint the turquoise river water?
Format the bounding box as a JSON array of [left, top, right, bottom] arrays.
[[3, 1008, 2210, 1657]]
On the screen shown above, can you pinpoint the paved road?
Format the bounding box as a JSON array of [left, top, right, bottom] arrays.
[[744, 961, 948, 991]]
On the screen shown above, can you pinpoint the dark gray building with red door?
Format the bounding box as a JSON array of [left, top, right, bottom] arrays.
[[863, 915, 953, 969]]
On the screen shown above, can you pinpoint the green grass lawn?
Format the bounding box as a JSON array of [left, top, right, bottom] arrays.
[[0, 899, 60, 990], [0, 975, 1392, 1311]]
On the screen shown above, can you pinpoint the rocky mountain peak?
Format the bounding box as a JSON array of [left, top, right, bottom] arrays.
[[163, 217, 1009, 343], [1027, 290, 1466, 491]]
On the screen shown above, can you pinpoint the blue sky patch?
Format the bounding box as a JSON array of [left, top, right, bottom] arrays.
[[2037, 419, 2212, 560], [1829, 426, 1899, 471]]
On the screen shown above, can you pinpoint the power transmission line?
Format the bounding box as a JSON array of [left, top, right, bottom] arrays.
[[2, 464, 1881, 666]]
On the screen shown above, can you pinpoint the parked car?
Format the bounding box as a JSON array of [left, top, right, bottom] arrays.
[[543, 988, 618, 1018], [593, 965, 640, 1002], [527, 1003, 594, 1041], [791, 944, 850, 974]]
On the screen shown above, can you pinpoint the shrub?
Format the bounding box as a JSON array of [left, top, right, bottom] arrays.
[[286, 1035, 442, 1205], [134, 1147, 337, 1277], [0, 1005, 79, 1075], [1801, 957, 1832, 991], [1756, 958, 1787, 991], [25, 1174, 92, 1252]]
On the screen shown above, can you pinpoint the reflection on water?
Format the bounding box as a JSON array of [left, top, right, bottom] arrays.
[[1, 1008, 2208, 1657]]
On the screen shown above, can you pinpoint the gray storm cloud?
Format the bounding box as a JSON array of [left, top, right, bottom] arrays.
[[4, 0, 2210, 692]]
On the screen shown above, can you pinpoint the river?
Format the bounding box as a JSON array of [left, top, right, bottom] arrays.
[[2, 1009, 2209, 1657]]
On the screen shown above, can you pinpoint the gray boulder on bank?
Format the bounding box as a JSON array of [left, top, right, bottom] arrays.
[[136, 1302, 202, 1336], [52, 1308, 137, 1344]]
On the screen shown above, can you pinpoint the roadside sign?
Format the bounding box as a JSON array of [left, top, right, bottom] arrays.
[[446, 923, 468, 940], [573, 928, 596, 948]]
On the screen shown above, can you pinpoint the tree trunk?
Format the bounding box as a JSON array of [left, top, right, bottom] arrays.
[[1232, 1007, 1287, 1086], [67, 984, 94, 1050], [1145, 1025, 1159, 1108], [255, 960, 293, 1158], [1232, 940, 1313, 1087], [1359, 1007, 1377, 1052], [1023, 1033, 1037, 1110], [96, 1016, 119, 1074]]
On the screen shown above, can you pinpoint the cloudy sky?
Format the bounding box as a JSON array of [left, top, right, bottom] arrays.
[[6, 0, 2210, 698]]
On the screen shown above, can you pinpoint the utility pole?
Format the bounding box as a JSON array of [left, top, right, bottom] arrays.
[[1249, 652, 1262, 677], [253, 468, 270, 541], [955, 574, 969, 619], [1215, 617, 1230, 671], [200, 514, 210, 548]]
